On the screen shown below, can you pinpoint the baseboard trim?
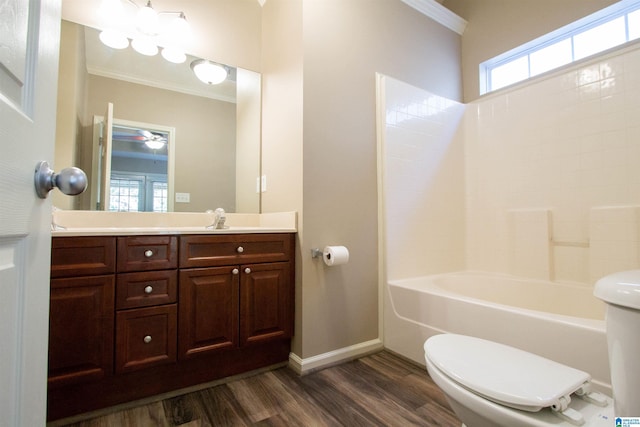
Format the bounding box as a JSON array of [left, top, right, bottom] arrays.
[[288, 339, 384, 375]]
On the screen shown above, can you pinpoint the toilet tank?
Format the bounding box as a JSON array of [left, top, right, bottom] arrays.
[[594, 270, 640, 417]]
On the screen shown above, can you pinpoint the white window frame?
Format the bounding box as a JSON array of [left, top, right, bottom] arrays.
[[480, 0, 640, 95]]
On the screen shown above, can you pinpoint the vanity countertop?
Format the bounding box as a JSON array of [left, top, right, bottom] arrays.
[[51, 211, 297, 236]]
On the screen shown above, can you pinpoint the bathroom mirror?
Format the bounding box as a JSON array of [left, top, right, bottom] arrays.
[[55, 20, 261, 213]]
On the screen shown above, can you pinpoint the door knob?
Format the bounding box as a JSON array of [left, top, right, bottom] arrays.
[[34, 161, 87, 199]]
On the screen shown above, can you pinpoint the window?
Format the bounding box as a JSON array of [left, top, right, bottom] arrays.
[[110, 173, 167, 212], [481, 0, 640, 94], [152, 181, 168, 212], [110, 177, 141, 212]]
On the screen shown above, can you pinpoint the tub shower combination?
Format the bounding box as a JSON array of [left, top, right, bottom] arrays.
[[385, 272, 610, 392]]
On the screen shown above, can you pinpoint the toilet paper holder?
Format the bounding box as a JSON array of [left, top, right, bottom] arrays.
[[311, 246, 350, 266]]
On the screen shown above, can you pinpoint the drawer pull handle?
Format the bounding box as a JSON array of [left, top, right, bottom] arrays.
[[144, 285, 153, 294], [236, 246, 244, 253], [143, 335, 152, 344], [232, 268, 239, 275], [244, 267, 251, 274], [144, 249, 154, 258]]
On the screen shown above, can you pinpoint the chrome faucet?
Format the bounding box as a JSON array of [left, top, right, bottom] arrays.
[[206, 208, 227, 229]]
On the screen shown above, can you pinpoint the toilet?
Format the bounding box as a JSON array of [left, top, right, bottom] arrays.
[[424, 270, 640, 427]]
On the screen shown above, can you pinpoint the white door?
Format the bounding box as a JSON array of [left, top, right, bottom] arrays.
[[0, 1, 62, 425], [99, 102, 113, 210]]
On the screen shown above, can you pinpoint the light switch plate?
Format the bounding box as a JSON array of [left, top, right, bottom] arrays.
[[175, 192, 190, 203]]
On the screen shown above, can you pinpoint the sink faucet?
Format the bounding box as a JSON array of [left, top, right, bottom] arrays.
[[206, 208, 227, 229]]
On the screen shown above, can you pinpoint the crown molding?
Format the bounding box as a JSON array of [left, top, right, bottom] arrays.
[[402, 0, 467, 35], [85, 65, 236, 104]]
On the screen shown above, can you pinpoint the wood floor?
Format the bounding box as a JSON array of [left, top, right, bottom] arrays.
[[52, 351, 461, 427]]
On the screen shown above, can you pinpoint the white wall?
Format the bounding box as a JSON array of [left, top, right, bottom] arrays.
[[379, 75, 466, 282], [466, 43, 640, 285], [379, 75, 466, 363]]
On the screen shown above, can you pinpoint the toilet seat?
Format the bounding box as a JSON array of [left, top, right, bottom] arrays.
[[424, 334, 592, 413]]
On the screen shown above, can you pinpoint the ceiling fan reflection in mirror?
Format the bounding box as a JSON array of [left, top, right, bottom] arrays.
[[112, 125, 168, 151]]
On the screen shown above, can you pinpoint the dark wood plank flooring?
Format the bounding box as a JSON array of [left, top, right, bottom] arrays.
[[51, 351, 460, 426]]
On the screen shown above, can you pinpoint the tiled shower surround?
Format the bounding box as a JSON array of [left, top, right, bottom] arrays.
[[382, 42, 640, 286]]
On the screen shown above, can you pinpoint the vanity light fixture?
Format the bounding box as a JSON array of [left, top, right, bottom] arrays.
[[97, 0, 191, 63], [190, 59, 229, 85], [98, 28, 129, 50]]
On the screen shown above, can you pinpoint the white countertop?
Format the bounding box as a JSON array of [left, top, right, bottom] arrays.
[[51, 211, 297, 236]]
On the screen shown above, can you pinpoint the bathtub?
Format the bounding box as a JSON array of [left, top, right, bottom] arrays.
[[384, 271, 611, 392]]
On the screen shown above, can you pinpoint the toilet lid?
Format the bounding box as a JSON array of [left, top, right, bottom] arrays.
[[424, 334, 591, 412]]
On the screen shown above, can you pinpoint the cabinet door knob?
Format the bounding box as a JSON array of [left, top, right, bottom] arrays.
[[244, 267, 251, 274], [236, 246, 244, 253], [143, 335, 152, 344], [144, 285, 153, 294], [232, 268, 239, 275], [144, 250, 154, 258]]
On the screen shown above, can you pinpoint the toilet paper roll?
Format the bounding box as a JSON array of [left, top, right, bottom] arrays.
[[323, 246, 349, 266]]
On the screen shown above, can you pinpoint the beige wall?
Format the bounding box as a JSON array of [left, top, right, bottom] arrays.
[[236, 69, 263, 213], [262, 0, 462, 360], [443, 0, 618, 102], [54, 20, 88, 210], [85, 76, 237, 212], [261, 0, 305, 355]]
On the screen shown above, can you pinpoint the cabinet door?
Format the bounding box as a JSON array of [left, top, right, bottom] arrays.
[[48, 276, 115, 388], [240, 262, 293, 346], [179, 267, 239, 359]]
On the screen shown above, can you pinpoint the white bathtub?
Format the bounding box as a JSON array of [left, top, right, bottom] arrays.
[[384, 271, 611, 392]]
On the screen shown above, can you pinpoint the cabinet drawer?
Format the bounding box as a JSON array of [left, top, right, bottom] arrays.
[[180, 233, 294, 268], [51, 237, 116, 278], [117, 235, 178, 272], [115, 304, 177, 373], [116, 270, 177, 310]]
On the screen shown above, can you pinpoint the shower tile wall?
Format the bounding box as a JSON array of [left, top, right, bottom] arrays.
[[381, 76, 465, 281], [466, 44, 640, 284]]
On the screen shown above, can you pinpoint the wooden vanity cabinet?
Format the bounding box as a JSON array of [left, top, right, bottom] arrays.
[[48, 232, 295, 422]]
